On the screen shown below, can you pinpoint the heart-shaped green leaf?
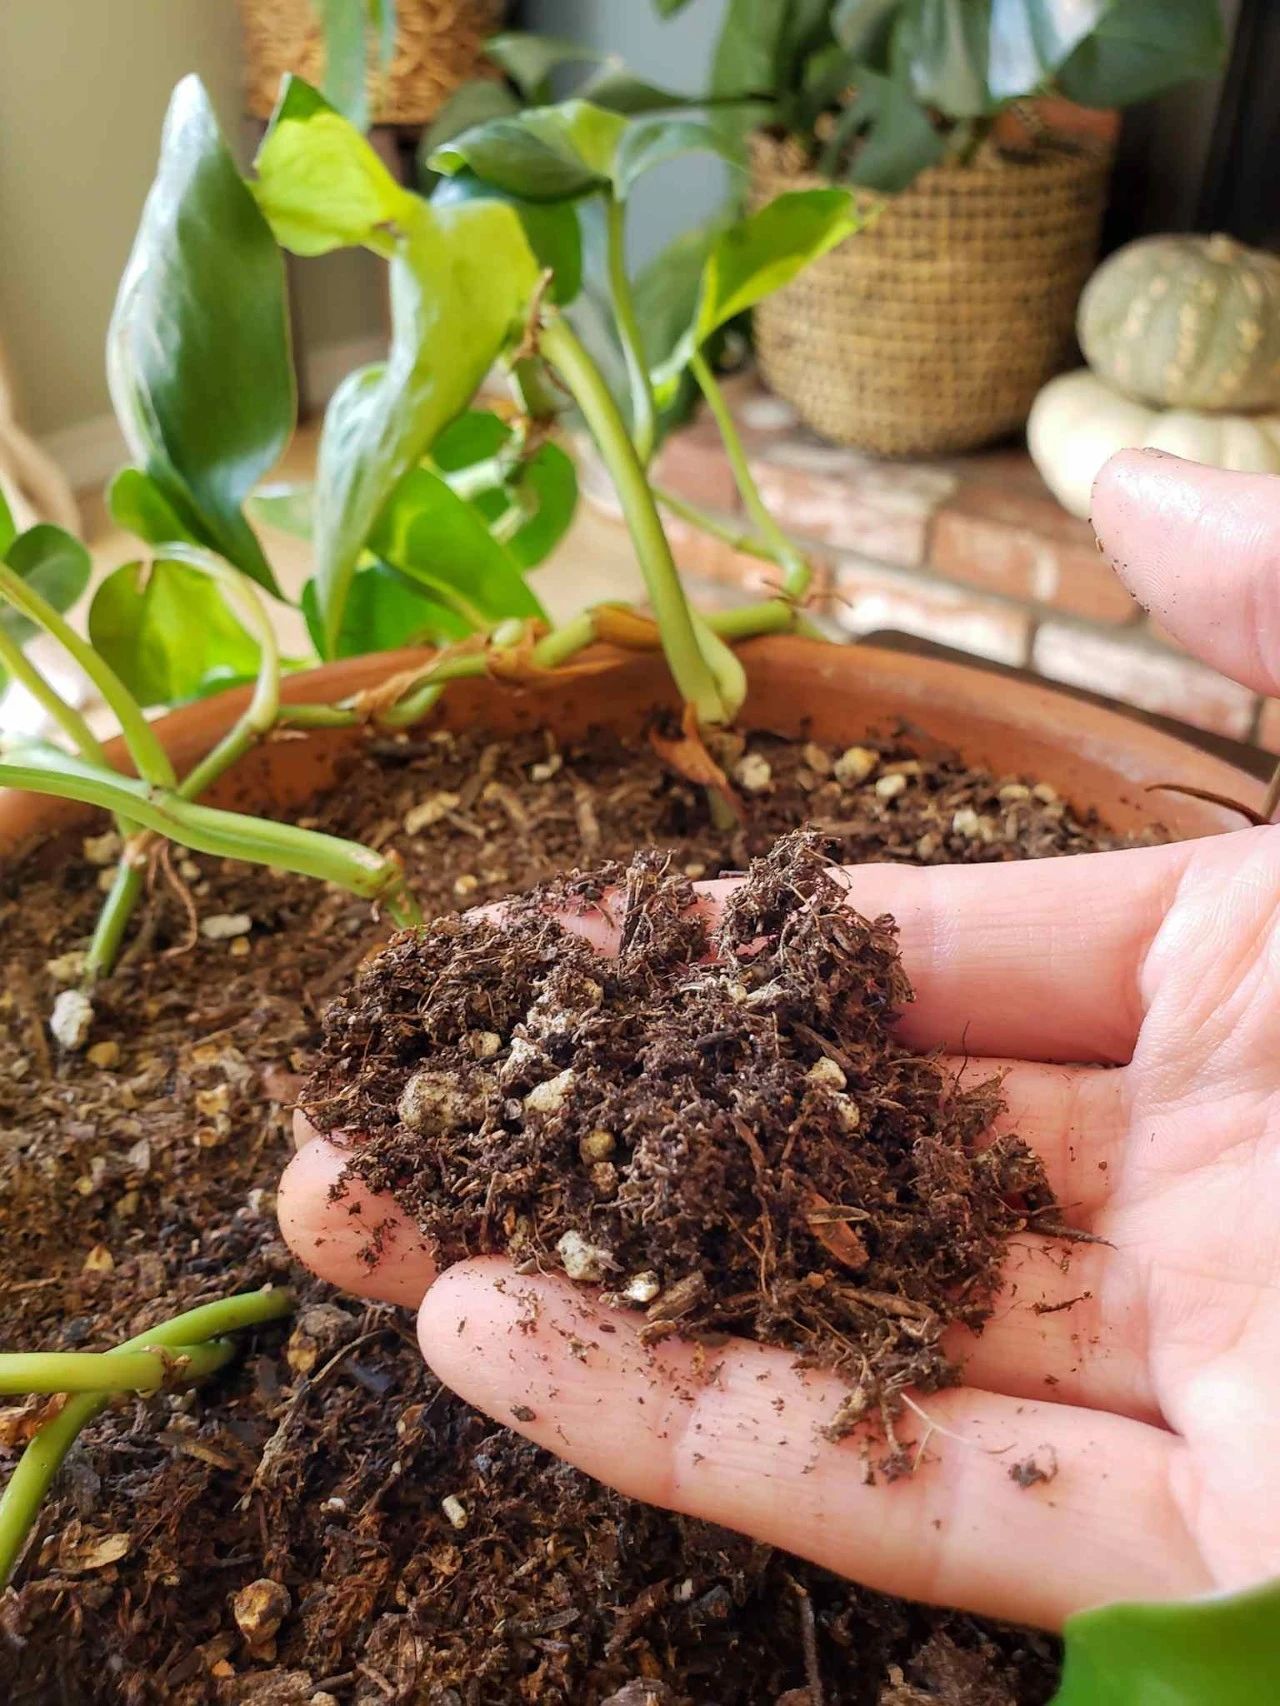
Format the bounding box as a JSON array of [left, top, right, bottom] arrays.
[[1052, 1581, 1280, 1704], [431, 169, 583, 303], [255, 75, 418, 256], [832, 0, 902, 62], [301, 564, 470, 660], [653, 189, 859, 395], [0, 526, 92, 650], [108, 76, 292, 595], [312, 192, 539, 653], [88, 558, 261, 707], [369, 466, 546, 627], [429, 100, 627, 202], [430, 412, 578, 570]]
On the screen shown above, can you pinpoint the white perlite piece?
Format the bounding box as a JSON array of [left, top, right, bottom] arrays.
[[524, 1067, 575, 1115], [623, 1271, 661, 1305], [833, 745, 877, 785], [199, 912, 253, 941], [556, 1230, 613, 1282], [467, 1030, 502, 1060], [732, 752, 773, 793], [806, 1057, 847, 1091], [832, 1094, 862, 1133], [45, 950, 87, 985], [440, 1495, 469, 1531], [403, 791, 461, 835], [82, 830, 122, 867], [874, 773, 907, 802], [50, 989, 94, 1051], [399, 1069, 473, 1134]]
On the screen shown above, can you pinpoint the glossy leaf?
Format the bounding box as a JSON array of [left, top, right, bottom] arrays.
[[823, 68, 946, 191], [0, 486, 15, 558], [0, 525, 92, 681], [255, 76, 417, 256], [1055, 0, 1225, 108], [484, 31, 605, 102], [248, 482, 315, 541], [108, 468, 201, 550], [576, 68, 697, 115], [88, 559, 260, 707], [108, 77, 292, 596], [711, 0, 835, 101], [654, 189, 859, 392], [301, 564, 469, 660], [313, 193, 539, 653], [633, 222, 724, 379], [612, 116, 742, 198], [431, 169, 582, 303], [898, 0, 992, 117], [429, 100, 627, 201], [1052, 1582, 1280, 1705], [418, 79, 521, 182], [832, 0, 902, 63], [369, 467, 545, 625], [481, 443, 578, 570], [430, 410, 512, 473]]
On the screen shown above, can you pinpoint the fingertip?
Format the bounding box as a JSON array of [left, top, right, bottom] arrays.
[[277, 1135, 436, 1307]]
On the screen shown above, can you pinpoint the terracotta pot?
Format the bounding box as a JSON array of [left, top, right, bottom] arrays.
[[0, 636, 1261, 860]]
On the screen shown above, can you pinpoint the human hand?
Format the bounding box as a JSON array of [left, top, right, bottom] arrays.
[[278, 452, 1280, 1632]]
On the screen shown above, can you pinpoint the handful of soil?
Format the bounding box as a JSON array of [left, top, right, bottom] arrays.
[[304, 831, 1056, 1444]]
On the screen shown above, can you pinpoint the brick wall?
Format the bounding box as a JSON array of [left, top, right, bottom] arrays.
[[595, 375, 1277, 751]]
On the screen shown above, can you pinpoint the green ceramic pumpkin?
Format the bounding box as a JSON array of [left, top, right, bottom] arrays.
[[1078, 234, 1280, 413]]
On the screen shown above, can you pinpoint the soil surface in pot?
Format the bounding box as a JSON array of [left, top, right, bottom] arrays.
[[0, 720, 1134, 1705]]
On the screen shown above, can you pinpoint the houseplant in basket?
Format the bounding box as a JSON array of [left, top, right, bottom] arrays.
[[0, 69, 1277, 1706], [656, 0, 1226, 455]]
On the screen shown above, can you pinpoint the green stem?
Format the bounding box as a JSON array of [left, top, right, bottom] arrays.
[[0, 628, 109, 764], [0, 561, 175, 789], [654, 485, 778, 565], [540, 315, 727, 725], [0, 1342, 236, 1396], [162, 548, 281, 805], [0, 748, 417, 917], [83, 859, 146, 986], [690, 352, 812, 601], [0, 1288, 292, 1589], [605, 194, 657, 466]]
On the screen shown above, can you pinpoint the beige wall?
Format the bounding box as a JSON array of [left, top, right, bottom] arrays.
[[0, 0, 383, 443]]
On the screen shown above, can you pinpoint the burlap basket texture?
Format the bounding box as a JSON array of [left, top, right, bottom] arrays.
[[239, 0, 503, 125], [750, 131, 1113, 456]]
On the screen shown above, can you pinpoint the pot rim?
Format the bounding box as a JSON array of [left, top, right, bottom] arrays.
[[0, 635, 1262, 858]]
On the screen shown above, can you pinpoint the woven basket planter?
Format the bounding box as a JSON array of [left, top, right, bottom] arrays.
[[750, 132, 1113, 456], [238, 0, 503, 125]]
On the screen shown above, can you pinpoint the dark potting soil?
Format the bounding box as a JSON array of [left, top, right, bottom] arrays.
[[306, 833, 1058, 1449], [0, 719, 1136, 1705]]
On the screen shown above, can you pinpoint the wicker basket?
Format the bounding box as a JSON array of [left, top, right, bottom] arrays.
[[750, 132, 1113, 456], [239, 0, 503, 125]]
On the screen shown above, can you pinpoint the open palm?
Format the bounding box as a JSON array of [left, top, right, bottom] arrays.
[[279, 452, 1280, 1631]]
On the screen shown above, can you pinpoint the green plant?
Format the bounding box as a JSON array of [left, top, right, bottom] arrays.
[[308, 0, 397, 132], [656, 0, 1227, 192], [0, 1290, 292, 1587], [0, 64, 854, 1592]]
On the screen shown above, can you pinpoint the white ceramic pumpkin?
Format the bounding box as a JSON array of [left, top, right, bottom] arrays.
[[1027, 369, 1280, 519]]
